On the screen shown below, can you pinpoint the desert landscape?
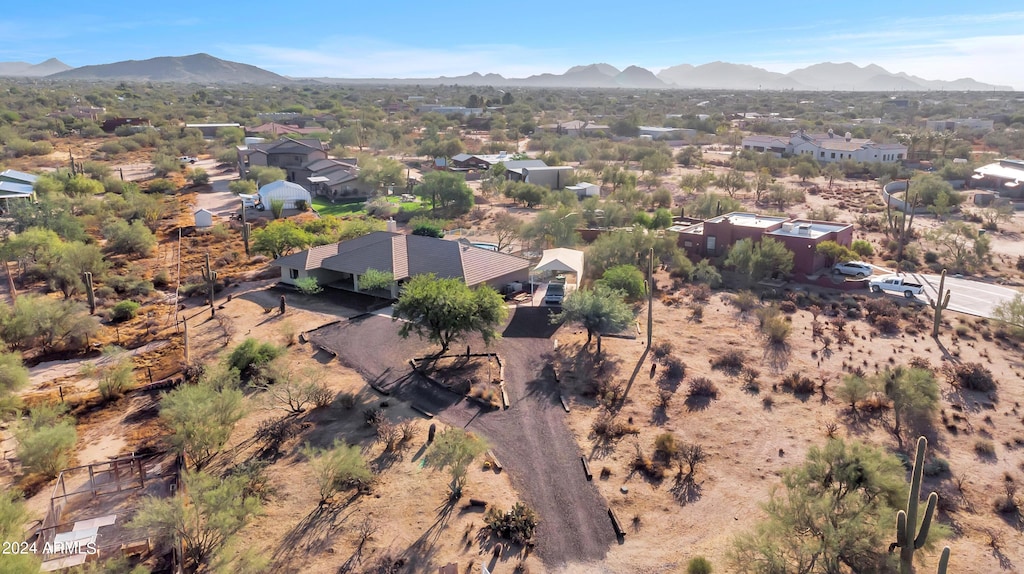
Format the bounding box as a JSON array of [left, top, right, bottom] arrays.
[[0, 57, 1023, 574]]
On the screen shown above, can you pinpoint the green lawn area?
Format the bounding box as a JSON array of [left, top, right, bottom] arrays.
[[311, 195, 421, 217]]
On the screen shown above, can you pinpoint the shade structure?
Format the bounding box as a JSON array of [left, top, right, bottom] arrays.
[[534, 248, 584, 284]]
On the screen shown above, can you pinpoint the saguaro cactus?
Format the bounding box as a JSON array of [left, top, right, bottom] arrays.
[[928, 269, 951, 338], [894, 436, 939, 574], [83, 271, 96, 314], [242, 222, 252, 256], [936, 547, 950, 574], [202, 253, 218, 318]]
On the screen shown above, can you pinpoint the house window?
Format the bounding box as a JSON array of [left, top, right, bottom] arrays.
[[819, 151, 825, 157], [831, 153, 836, 159], [289, 269, 299, 279], [706, 236, 717, 254], [683, 240, 693, 248]]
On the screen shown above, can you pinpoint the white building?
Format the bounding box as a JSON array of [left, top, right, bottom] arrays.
[[257, 180, 312, 210], [566, 182, 600, 199], [742, 129, 907, 164], [925, 118, 994, 132]]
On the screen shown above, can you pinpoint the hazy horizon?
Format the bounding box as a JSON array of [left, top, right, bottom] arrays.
[[3, 1, 1022, 89]]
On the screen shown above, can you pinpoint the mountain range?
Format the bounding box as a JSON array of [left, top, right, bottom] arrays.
[[0, 53, 1013, 91]]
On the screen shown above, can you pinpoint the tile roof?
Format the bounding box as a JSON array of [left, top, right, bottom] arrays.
[[274, 231, 531, 286]]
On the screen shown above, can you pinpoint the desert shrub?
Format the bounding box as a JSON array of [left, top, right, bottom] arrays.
[[661, 357, 686, 382], [337, 392, 357, 409], [923, 458, 950, 477], [651, 341, 674, 360], [654, 432, 679, 460], [598, 264, 646, 300], [781, 372, 816, 394], [255, 416, 301, 454], [102, 219, 156, 256], [688, 377, 718, 398], [227, 338, 284, 380], [850, 239, 874, 257], [412, 222, 444, 238], [941, 362, 996, 392], [974, 440, 995, 457], [153, 269, 171, 288], [874, 315, 901, 335], [147, 178, 177, 194], [864, 298, 899, 321], [689, 303, 705, 322], [294, 276, 323, 295], [753, 305, 780, 326], [761, 315, 791, 345], [687, 556, 713, 574], [729, 291, 760, 313], [106, 274, 154, 297], [485, 502, 539, 545], [711, 350, 745, 373], [689, 283, 711, 301], [591, 415, 637, 440], [778, 300, 797, 313], [109, 300, 140, 323], [302, 439, 373, 502], [14, 405, 77, 478]]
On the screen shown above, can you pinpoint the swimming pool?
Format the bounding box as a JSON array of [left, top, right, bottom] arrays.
[[472, 242, 499, 251]]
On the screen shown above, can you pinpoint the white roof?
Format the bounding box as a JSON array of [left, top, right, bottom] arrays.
[[194, 208, 214, 215], [534, 248, 585, 281], [975, 161, 1024, 182], [258, 180, 310, 197]]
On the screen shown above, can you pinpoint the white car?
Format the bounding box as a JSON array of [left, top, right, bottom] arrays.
[[833, 261, 873, 278], [178, 156, 198, 164]]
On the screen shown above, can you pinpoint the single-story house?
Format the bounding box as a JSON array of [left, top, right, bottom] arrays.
[[566, 182, 600, 199], [508, 165, 574, 189], [672, 212, 853, 275], [972, 158, 1024, 198], [257, 180, 312, 210], [638, 126, 697, 140], [0, 169, 38, 187], [271, 231, 532, 298], [186, 123, 241, 138]]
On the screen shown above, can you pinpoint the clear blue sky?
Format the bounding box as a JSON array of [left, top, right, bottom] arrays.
[[3, 1, 1022, 88]]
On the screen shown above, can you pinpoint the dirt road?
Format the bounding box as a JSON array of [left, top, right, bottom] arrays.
[[308, 308, 615, 568]]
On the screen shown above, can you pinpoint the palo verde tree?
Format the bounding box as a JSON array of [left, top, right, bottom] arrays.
[[879, 366, 940, 450], [129, 469, 262, 571], [0, 491, 41, 574], [414, 171, 474, 216], [159, 366, 246, 469], [729, 438, 909, 573], [392, 274, 507, 355], [424, 427, 488, 499], [551, 284, 634, 354]]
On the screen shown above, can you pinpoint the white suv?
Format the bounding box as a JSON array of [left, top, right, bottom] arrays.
[[833, 261, 872, 278]]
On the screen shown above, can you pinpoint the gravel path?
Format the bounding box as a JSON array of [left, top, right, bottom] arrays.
[[308, 310, 615, 567]]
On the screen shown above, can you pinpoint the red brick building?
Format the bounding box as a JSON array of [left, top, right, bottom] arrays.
[[673, 212, 853, 275]]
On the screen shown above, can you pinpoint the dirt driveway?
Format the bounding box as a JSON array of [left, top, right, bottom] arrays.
[[308, 308, 616, 569]]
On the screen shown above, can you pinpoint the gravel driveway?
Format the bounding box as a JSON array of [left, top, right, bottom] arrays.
[[308, 309, 615, 567]]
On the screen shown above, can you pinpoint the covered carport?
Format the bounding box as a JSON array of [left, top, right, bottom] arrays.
[[533, 248, 584, 287]]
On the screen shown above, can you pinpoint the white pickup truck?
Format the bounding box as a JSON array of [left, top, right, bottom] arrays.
[[869, 274, 924, 298]]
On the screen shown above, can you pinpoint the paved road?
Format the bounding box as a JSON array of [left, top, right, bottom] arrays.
[[308, 309, 615, 567], [907, 272, 1020, 319]]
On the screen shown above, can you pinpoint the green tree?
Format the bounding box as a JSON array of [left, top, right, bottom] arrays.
[[251, 220, 312, 258], [688, 192, 740, 219], [160, 371, 246, 468], [64, 176, 105, 196], [676, 146, 703, 167], [909, 173, 962, 208], [425, 427, 488, 498], [650, 208, 674, 229], [411, 222, 445, 238], [0, 351, 29, 396], [245, 166, 286, 185], [816, 240, 858, 267], [302, 439, 373, 503], [15, 404, 77, 478], [651, 188, 673, 209], [851, 239, 874, 257], [641, 151, 673, 175], [598, 264, 646, 300], [0, 295, 99, 352], [690, 259, 722, 287], [836, 374, 871, 412], [726, 238, 794, 283], [392, 274, 508, 355], [102, 219, 156, 256], [992, 292, 1024, 339], [81, 345, 135, 401], [730, 438, 907, 573], [928, 222, 989, 273], [228, 180, 257, 195], [763, 183, 805, 211], [359, 268, 394, 292], [226, 338, 284, 381], [187, 168, 210, 186], [0, 490, 41, 573], [552, 284, 633, 353], [414, 171, 474, 215], [792, 161, 820, 182], [522, 208, 581, 249], [879, 366, 940, 449], [504, 181, 548, 208], [716, 169, 749, 197], [492, 212, 522, 252], [129, 470, 261, 570], [44, 241, 108, 299]]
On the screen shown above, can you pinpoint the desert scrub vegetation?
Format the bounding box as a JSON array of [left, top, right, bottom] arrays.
[[687, 377, 718, 399], [14, 404, 77, 479], [485, 502, 539, 545], [226, 337, 285, 381], [711, 350, 745, 373], [160, 365, 246, 469], [941, 362, 996, 392], [302, 439, 373, 503], [424, 427, 488, 498]]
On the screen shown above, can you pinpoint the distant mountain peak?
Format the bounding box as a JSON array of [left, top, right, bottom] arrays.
[[46, 53, 289, 84]]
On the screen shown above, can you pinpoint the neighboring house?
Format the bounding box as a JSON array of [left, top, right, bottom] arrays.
[[0, 170, 36, 211], [566, 182, 600, 199], [514, 166, 574, 189], [925, 118, 994, 132], [246, 122, 323, 137], [536, 120, 610, 137], [741, 129, 907, 163], [271, 231, 531, 298], [448, 153, 544, 172], [972, 158, 1024, 198], [47, 106, 105, 121], [416, 105, 483, 116], [101, 117, 151, 133], [237, 138, 372, 199], [0, 169, 38, 187], [673, 212, 853, 275], [186, 123, 241, 138], [638, 126, 697, 140]]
